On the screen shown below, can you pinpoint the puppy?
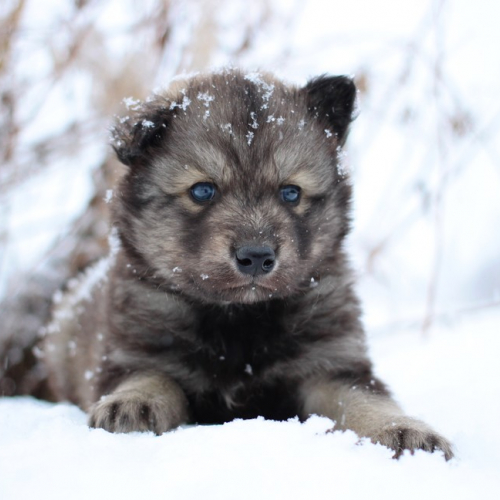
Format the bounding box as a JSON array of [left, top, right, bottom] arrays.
[[44, 69, 453, 460]]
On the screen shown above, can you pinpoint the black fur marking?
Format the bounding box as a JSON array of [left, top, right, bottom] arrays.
[[118, 410, 131, 429], [188, 301, 293, 376], [191, 380, 299, 424], [109, 402, 119, 425], [178, 301, 303, 422], [427, 434, 439, 453], [394, 429, 409, 458], [113, 107, 173, 168], [304, 75, 356, 144], [121, 179, 159, 213], [293, 218, 312, 261], [178, 209, 214, 260], [139, 404, 150, 425]]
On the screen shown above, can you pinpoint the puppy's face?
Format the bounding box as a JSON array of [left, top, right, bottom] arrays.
[[113, 71, 356, 304]]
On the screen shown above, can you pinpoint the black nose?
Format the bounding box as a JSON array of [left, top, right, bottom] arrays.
[[235, 246, 276, 276]]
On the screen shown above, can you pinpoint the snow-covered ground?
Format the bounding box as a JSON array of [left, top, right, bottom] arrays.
[[1, 309, 499, 500]]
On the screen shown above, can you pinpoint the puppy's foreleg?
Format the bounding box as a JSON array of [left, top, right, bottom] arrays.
[[300, 377, 453, 460], [89, 372, 189, 434]]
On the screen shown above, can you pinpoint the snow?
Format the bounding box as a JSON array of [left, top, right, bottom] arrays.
[[221, 123, 234, 136], [246, 130, 254, 146], [123, 97, 141, 110], [0, 152, 100, 297], [104, 189, 113, 204], [44, 230, 119, 338], [2, 0, 500, 498], [249, 111, 259, 129], [197, 92, 215, 106], [169, 95, 192, 112], [1, 310, 500, 500], [243, 72, 275, 110]]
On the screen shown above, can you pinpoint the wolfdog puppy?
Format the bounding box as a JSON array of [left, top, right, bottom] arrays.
[[44, 69, 452, 459]]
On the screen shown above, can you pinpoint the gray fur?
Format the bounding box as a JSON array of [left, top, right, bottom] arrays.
[[43, 69, 453, 460]]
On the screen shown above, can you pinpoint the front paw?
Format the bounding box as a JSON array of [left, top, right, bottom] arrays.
[[89, 392, 186, 435], [372, 417, 454, 460]]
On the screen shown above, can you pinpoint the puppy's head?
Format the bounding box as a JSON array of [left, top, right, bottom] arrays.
[[112, 70, 356, 304]]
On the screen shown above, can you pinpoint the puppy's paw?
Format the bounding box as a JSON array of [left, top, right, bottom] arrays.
[[88, 392, 186, 435], [373, 417, 454, 460]]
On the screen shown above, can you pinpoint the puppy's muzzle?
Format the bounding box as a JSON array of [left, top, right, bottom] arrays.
[[235, 246, 276, 276]]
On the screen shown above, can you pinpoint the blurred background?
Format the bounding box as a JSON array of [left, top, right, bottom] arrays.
[[1, 0, 499, 395]]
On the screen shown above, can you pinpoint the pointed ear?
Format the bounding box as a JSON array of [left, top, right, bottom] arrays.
[[303, 75, 357, 144], [111, 104, 172, 168]]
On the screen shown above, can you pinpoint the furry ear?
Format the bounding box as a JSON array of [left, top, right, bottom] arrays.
[[303, 75, 357, 144], [112, 105, 172, 168]]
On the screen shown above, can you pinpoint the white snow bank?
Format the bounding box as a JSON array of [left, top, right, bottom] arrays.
[[1, 310, 500, 500]]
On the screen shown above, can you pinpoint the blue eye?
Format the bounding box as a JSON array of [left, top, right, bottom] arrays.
[[190, 182, 216, 202], [280, 185, 301, 204]]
